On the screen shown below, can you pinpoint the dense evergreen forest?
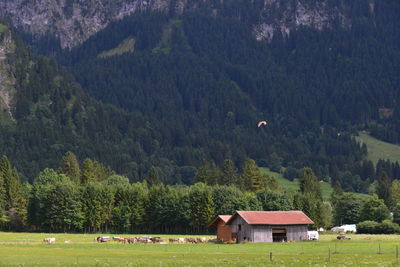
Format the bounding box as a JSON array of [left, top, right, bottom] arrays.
[[55, 0, 399, 192], [0, 0, 399, 195]]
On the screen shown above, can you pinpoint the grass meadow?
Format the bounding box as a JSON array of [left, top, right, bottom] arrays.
[[260, 168, 333, 200], [1, 232, 400, 266], [356, 132, 400, 165]]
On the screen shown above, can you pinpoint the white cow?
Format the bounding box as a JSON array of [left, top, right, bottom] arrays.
[[307, 231, 319, 241], [178, 238, 185, 244], [43, 237, 56, 244]]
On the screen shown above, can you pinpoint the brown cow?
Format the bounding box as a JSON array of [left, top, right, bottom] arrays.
[[126, 237, 137, 244], [185, 238, 197, 244], [196, 237, 206, 243], [151, 237, 163, 243]]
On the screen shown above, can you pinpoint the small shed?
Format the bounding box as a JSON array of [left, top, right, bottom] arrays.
[[225, 211, 314, 243], [208, 215, 232, 242]]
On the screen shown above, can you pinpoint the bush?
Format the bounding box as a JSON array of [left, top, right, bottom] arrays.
[[357, 220, 400, 234], [283, 167, 298, 181], [377, 220, 400, 234], [357, 220, 380, 234]]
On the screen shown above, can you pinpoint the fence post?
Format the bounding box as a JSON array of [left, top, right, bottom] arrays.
[[270, 252, 273, 262], [396, 245, 399, 263], [328, 248, 331, 262], [378, 243, 381, 254]]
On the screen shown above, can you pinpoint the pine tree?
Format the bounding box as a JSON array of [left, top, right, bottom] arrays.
[[0, 156, 27, 230], [193, 162, 221, 185], [0, 161, 5, 225], [299, 167, 322, 200], [59, 152, 81, 184], [376, 172, 392, 207], [221, 159, 238, 186], [240, 159, 263, 192], [146, 166, 161, 186], [80, 158, 96, 184]]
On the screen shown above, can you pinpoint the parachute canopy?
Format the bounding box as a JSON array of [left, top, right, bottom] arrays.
[[258, 121, 268, 127]]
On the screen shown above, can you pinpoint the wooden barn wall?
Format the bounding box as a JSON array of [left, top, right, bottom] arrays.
[[286, 225, 308, 241], [231, 217, 309, 243], [252, 225, 272, 242], [230, 216, 254, 243], [217, 220, 232, 242]]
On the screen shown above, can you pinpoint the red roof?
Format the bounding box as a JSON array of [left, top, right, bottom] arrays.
[[208, 215, 232, 227], [226, 211, 314, 225]]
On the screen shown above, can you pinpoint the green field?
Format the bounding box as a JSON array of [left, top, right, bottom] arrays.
[[356, 132, 400, 165], [1, 232, 400, 266], [260, 168, 333, 200]]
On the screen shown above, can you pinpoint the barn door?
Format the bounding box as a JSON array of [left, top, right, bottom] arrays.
[[272, 228, 287, 242]]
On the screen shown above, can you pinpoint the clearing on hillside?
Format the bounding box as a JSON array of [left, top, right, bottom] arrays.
[[356, 132, 400, 165], [260, 168, 333, 200]]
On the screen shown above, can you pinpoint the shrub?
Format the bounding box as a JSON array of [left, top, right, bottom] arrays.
[[357, 220, 380, 234], [357, 220, 400, 234], [377, 220, 400, 234]]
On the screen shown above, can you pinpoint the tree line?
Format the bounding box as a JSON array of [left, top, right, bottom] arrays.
[[2, 151, 400, 234], [0, 152, 330, 233]]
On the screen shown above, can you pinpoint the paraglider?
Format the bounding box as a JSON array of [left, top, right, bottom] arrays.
[[258, 121, 268, 127]]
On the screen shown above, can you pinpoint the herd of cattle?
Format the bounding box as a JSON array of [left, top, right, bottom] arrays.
[[43, 236, 216, 244]]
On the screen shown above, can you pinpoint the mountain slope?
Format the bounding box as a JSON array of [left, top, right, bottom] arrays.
[[0, 26, 184, 183], [0, 0, 399, 193], [0, 0, 371, 49], [56, 1, 399, 192]]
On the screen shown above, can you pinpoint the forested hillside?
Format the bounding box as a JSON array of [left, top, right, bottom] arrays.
[[0, 0, 400, 235], [56, 0, 399, 192], [0, 0, 399, 194], [0, 25, 191, 184]]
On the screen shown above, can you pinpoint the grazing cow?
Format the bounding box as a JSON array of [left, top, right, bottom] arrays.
[[185, 238, 197, 244], [96, 236, 110, 242], [114, 237, 126, 243], [126, 237, 137, 244], [138, 236, 152, 243], [112, 236, 121, 241], [178, 238, 185, 244], [208, 238, 218, 243], [64, 240, 71, 244], [196, 237, 206, 243], [43, 237, 56, 244], [151, 237, 163, 243], [169, 238, 178, 243]]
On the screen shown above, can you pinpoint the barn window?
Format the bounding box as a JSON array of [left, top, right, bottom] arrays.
[[238, 224, 241, 231]]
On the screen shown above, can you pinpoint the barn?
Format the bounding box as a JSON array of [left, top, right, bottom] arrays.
[[208, 215, 232, 242], [225, 211, 314, 243]]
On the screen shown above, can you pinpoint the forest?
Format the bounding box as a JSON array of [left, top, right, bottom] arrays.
[[1, 153, 400, 234]]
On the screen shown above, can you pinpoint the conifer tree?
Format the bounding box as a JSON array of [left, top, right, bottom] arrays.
[[146, 166, 161, 186], [59, 152, 81, 184], [0, 161, 5, 225], [376, 171, 392, 207], [0, 156, 27, 229], [81, 158, 96, 184], [240, 159, 263, 192], [221, 159, 238, 186], [299, 167, 322, 200]]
